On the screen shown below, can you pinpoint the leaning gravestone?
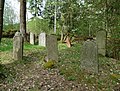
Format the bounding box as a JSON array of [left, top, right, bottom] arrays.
[[39, 32, 46, 47], [30, 32, 35, 45], [46, 34, 58, 61], [13, 32, 23, 60], [80, 40, 98, 73], [96, 31, 106, 56]]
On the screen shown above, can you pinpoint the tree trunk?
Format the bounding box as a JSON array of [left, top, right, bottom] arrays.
[[20, 0, 26, 41], [0, 0, 5, 43], [60, 30, 64, 42], [54, 1, 57, 33]]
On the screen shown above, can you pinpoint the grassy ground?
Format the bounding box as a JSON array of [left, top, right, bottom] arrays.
[[0, 38, 120, 91]]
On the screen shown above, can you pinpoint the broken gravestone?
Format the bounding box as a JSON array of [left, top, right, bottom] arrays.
[[39, 32, 46, 47], [80, 40, 98, 73], [96, 31, 107, 56], [46, 34, 58, 62], [30, 32, 35, 45], [13, 32, 23, 60]]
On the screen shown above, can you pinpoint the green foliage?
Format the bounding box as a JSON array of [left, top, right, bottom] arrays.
[[58, 42, 68, 50], [3, 23, 20, 32], [106, 38, 120, 60], [27, 17, 50, 34], [27, 0, 42, 17], [43, 0, 61, 23], [0, 38, 43, 52], [67, 76, 76, 81], [110, 74, 120, 82], [3, 0, 18, 25], [0, 38, 120, 90], [24, 42, 45, 51], [26, 0, 120, 39], [0, 64, 8, 82], [0, 38, 13, 52], [43, 60, 55, 69], [58, 43, 120, 90]]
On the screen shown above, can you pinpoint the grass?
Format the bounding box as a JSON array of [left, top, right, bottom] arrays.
[[0, 38, 45, 52], [0, 38, 13, 52], [0, 38, 120, 90], [58, 42, 120, 90]]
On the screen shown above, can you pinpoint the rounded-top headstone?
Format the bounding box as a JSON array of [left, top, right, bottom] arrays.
[[14, 32, 22, 36], [39, 32, 46, 47], [30, 32, 35, 45]]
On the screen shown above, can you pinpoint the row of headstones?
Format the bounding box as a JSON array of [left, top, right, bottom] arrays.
[[13, 31, 107, 74], [13, 32, 58, 61], [30, 32, 46, 47]]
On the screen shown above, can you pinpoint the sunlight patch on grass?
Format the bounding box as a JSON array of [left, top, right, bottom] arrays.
[[0, 38, 45, 65], [58, 43, 68, 50], [0, 51, 15, 64], [0, 38, 13, 52]]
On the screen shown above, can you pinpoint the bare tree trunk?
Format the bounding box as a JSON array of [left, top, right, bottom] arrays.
[[20, 0, 26, 41], [60, 30, 63, 42], [54, 0, 56, 33], [0, 0, 5, 43]]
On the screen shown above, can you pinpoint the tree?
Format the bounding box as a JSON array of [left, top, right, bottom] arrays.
[[0, 0, 5, 43], [28, 0, 43, 17], [20, 0, 27, 41], [43, 0, 62, 32], [27, 17, 49, 34], [60, 0, 81, 42], [3, 1, 17, 25]]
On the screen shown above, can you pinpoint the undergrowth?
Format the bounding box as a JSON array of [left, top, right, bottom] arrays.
[[0, 38, 120, 90]]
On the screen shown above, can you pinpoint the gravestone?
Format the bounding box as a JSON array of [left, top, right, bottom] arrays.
[[13, 32, 23, 60], [80, 40, 98, 73], [46, 35, 58, 61], [30, 32, 35, 45], [96, 31, 106, 56], [39, 32, 46, 47]]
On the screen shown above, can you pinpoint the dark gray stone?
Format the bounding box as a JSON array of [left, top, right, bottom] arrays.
[[46, 35, 58, 61], [80, 40, 98, 73]]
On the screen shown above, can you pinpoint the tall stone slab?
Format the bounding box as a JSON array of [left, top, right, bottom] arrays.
[[13, 32, 23, 60], [39, 32, 46, 47], [30, 32, 35, 45], [96, 31, 106, 56], [80, 40, 98, 73], [46, 35, 58, 61]]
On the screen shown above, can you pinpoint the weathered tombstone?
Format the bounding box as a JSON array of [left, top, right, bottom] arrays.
[[13, 32, 23, 60], [80, 40, 98, 73], [96, 31, 106, 56], [30, 32, 35, 45], [46, 34, 58, 61], [39, 32, 46, 47]]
